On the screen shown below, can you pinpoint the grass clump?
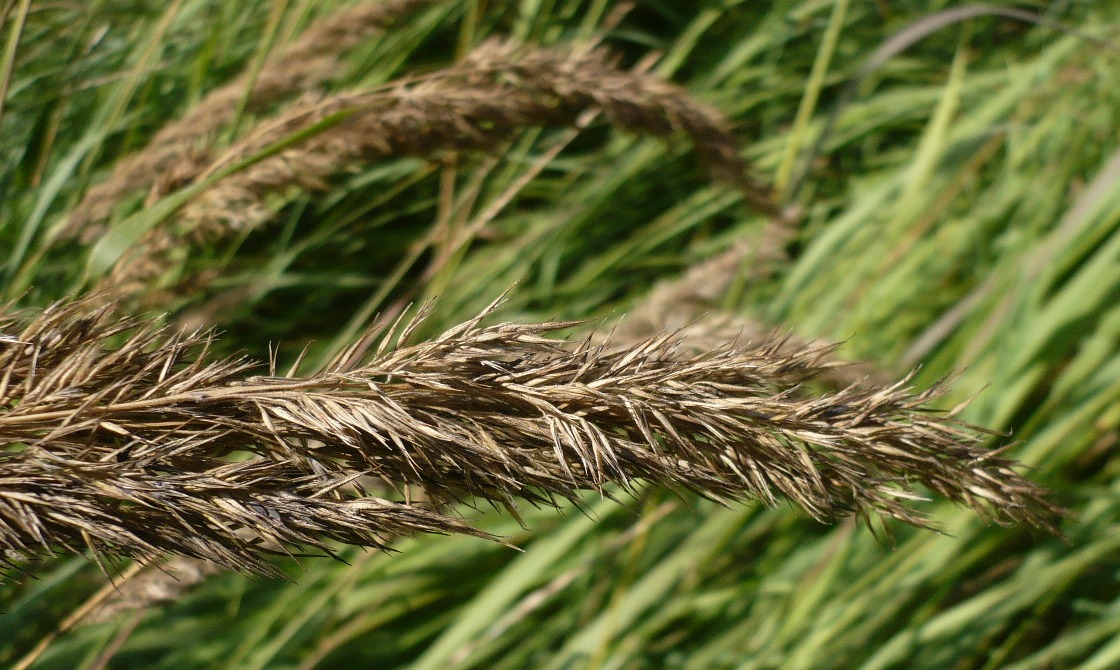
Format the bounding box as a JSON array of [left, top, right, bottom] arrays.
[[1, 1, 1119, 669]]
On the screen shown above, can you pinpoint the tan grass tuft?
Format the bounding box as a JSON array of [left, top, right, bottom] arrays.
[[607, 233, 888, 388], [176, 38, 776, 236], [95, 38, 778, 296], [608, 239, 788, 346], [1, 294, 1058, 577], [80, 557, 221, 625], [61, 0, 438, 242]]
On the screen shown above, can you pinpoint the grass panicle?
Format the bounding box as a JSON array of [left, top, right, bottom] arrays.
[[98, 37, 776, 294], [78, 557, 221, 626], [607, 237, 888, 387], [0, 294, 1057, 578], [175, 37, 775, 235]]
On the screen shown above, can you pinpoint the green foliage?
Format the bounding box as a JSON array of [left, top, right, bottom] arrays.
[[2, 1, 1119, 668]]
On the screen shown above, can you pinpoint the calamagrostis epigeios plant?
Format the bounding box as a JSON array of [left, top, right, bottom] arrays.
[[0, 294, 1057, 576], [603, 238, 890, 387], [95, 37, 779, 295], [174, 37, 776, 237]]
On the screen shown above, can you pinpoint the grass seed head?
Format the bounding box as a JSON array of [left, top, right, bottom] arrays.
[[0, 294, 1059, 577]]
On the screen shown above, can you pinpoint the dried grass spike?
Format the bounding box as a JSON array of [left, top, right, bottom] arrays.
[[0, 294, 1057, 579], [96, 38, 781, 295], [179, 38, 778, 236]]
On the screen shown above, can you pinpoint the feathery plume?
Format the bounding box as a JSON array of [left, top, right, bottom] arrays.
[[79, 557, 221, 625], [607, 237, 888, 387], [607, 240, 788, 346], [61, 0, 440, 241], [97, 38, 777, 294], [175, 38, 776, 236], [0, 294, 1057, 577]]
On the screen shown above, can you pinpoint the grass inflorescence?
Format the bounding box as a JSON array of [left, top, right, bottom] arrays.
[[1, 293, 1055, 577]]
